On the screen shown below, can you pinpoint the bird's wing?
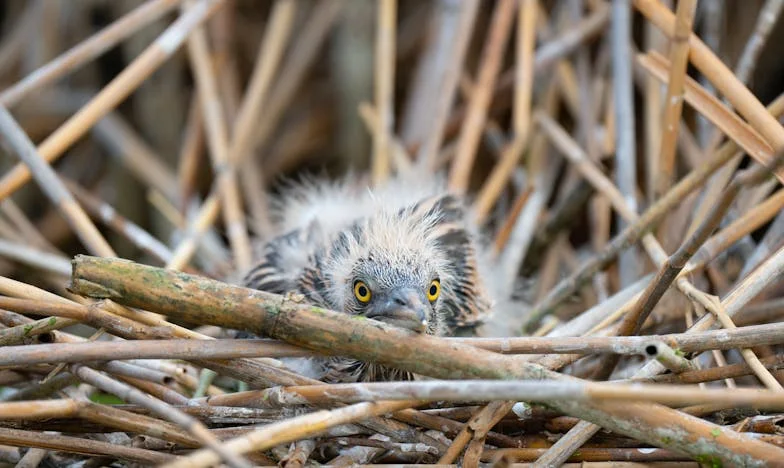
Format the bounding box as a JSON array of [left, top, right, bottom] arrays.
[[297, 256, 332, 308], [243, 228, 309, 294]]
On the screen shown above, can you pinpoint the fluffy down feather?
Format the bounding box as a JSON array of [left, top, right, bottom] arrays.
[[242, 174, 493, 382]]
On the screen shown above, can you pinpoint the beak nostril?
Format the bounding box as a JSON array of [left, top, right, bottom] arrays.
[[393, 297, 407, 306]]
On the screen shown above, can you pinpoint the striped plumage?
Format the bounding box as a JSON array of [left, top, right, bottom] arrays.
[[242, 175, 492, 382]]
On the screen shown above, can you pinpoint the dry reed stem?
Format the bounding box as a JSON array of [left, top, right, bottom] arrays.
[[524, 88, 784, 329], [496, 2, 610, 91], [371, 0, 396, 185], [687, 187, 784, 273], [65, 180, 174, 265], [0, 0, 223, 203], [0, 105, 114, 257], [77, 400, 200, 447], [685, 289, 783, 391], [163, 401, 418, 468], [236, 0, 343, 167], [491, 448, 691, 463], [492, 185, 533, 254], [358, 102, 413, 173], [0, 399, 203, 448], [177, 93, 205, 212], [448, 0, 516, 193], [635, 0, 784, 151], [167, 192, 221, 270], [0, 199, 59, 253], [611, 158, 782, 343], [0, 3, 36, 81], [71, 364, 252, 468], [648, 342, 695, 373], [95, 361, 175, 386], [438, 402, 502, 464], [0, 297, 173, 342], [202, 379, 784, 409], [0, 238, 70, 276], [93, 113, 180, 202], [734, 0, 784, 85], [209, 5, 241, 124], [472, 0, 537, 221], [0, 427, 175, 464], [0, 314, 76, 346], [635, 242, 784, 384], [640, 51, 781, 181], [15, 447, 47, 468], [643, 7, 668, 204], [553, 149, 780, 392], [6, 319, 784, 365], [0, 338, 306, 366], [416, 0, 479, 168], [709, 347, 737, 388], [281, 439, 316, 468], [229, 0, 296, 236], [0, 261, 319, 394], [528, 149, 784, 465], [460, 401, 515, 468], [570, 3, 599, 163], [400, 1, 461, 144], [654, 0, 697, 199], [611, 0, 638, 286], [229, 0, 295, 168], [739, 213, 784, 278], [493, 82, 560, 296], [186, 21, 251, 272], [643, 354, 784, 385], [530, 418, 596, 467], [70, 256, 784, 465], [0, 0, 180, 108], [536, 113, 677, 298]]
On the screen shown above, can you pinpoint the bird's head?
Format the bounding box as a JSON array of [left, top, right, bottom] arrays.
[[319, 206, 452, 335], [347, 251, 441, 333]]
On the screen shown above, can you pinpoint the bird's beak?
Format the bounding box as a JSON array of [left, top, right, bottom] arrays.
[[366, 288, 429, 333]]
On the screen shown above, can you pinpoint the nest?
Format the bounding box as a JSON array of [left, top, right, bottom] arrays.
[[0, 0, 784, 466]]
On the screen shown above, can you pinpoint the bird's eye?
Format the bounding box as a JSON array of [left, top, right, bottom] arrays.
[[354, 281, 372, 303], [427, 279, 440, 302]]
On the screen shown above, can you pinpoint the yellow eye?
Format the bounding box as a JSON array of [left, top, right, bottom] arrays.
[[427, 279, 440, 302], [354, 281, 372, 303]]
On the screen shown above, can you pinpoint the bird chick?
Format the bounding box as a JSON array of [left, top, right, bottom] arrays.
[[242, 175, 492, 382]]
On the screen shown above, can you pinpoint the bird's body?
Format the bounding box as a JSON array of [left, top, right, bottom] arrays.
[[242, 175, 492, 382]]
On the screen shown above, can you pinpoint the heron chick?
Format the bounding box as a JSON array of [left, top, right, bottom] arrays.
[[242, 175, 492, 382]]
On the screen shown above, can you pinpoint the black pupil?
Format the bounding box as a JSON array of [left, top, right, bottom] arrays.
[[430, 284, 437, 296], [358, 286, 367, 297]]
